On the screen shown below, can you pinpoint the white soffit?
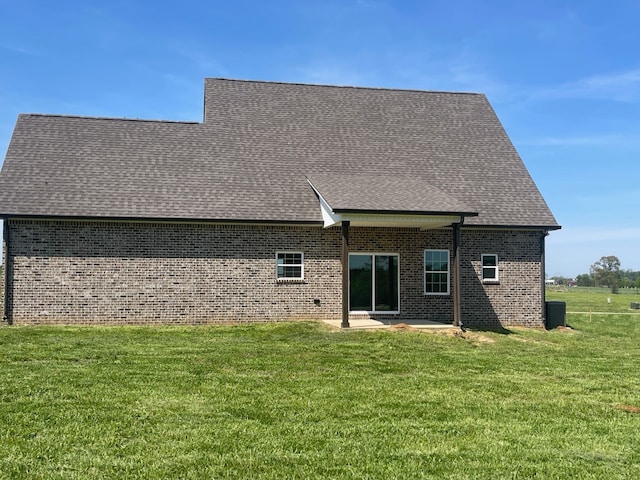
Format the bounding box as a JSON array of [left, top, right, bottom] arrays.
[[315, 185, 462, 229]]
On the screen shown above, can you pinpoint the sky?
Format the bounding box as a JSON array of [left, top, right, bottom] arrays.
[[0, 0, 639, 277]]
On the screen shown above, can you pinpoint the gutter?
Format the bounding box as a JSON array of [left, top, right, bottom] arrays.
[[462, 224, 562, 231], [0, 214, 324, 227], [332, 208, 479, 218], [452, 217, 465, 328]]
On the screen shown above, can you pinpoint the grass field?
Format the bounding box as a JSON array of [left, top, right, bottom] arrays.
[[1, 296, 640, 478], [546, 287, 640, 314]]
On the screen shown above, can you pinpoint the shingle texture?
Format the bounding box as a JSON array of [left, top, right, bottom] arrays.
[[0, 78, 558, 228], [307, 174, 475, 215]]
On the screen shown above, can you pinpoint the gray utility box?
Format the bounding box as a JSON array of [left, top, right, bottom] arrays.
[[631, 302, 640, 310], [545, 301, 566, 329]]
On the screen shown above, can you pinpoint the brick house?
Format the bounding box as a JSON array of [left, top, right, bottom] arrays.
[[0, 78, 559, 327]]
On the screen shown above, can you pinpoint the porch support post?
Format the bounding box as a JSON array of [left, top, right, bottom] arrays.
[[341, 220, 350, 328], [452, 222, 462, 327]]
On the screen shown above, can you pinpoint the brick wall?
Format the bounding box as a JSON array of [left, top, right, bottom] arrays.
[[3, 220, 545, 327], [6, 220, 342, 325], [460, 229, 545, 328]]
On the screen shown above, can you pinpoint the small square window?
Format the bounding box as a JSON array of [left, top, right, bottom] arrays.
[[276, 252, 304, 280], [481, 254, 498, 282]]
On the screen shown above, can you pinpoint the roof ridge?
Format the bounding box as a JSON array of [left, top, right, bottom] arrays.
[[20, 113, 200, 125], [205, 77, 485, 96]]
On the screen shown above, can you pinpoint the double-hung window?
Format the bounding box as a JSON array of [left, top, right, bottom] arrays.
[[424, 249, 450, 295], [276, 252, 304, 281], [481, 254, 499, 282]]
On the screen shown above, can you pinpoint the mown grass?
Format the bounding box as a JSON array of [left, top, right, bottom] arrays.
[[1, 309, 640, 478], [547, 288, 640, 313]]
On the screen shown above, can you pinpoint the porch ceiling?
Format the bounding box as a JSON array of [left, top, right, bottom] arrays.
[[322, 209, 465, 229]]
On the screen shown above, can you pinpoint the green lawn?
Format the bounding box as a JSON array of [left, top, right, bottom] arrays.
[[1, 308, 640, 478], [547, 287, 640, 313]]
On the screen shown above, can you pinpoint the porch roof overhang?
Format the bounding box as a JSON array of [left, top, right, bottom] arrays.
[[317, 197, 471, 228], [307, 174, 478, 229]]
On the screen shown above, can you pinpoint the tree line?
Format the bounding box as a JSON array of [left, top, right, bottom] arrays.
[[551, 256, 640, 292]]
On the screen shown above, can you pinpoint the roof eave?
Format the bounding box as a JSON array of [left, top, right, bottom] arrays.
[[0, 213, 324, 227], [462, 224, 562, 231], [319, 207, 476, 230], [333, 208, 479, 217]]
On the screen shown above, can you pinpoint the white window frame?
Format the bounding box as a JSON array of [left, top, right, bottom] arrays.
[[424, 249, 450, 295], [275, 251, 304, 281], [348, 252, 400, 314], [481, 254, 499, 283]]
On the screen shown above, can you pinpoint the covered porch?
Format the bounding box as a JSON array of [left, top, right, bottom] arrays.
[[307, 174, 478, 329]]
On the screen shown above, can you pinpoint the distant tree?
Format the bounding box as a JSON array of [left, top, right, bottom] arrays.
[[590, 256, 621, 293], [575, 273, 593, 287], [620, 269, 640, 286], [551, 275, 571, 286]]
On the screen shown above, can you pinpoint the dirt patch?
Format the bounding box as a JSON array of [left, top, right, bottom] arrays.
[[424, 327, 496, 343], [459, 331, 496, 343], [616, 404, 640, 413], [509, 335, 555, 346], [388, 322, 419, 331], [371, 323, 496, 343], [554, 326, 577, 333]]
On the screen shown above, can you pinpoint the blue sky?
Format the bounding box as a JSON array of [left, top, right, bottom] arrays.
[[1, 0, 639, 277]]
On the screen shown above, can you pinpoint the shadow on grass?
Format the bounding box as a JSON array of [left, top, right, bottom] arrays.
[[463, 326, 515, 335]]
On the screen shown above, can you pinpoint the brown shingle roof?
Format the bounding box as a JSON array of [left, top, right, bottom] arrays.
[[0, 78, 559, 228], [307, 174, 476, 216]]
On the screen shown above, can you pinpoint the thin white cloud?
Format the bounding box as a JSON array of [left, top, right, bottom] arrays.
[[533, 68, 640, 103], [530, 9, 588, 43], [518, 132, 640, 148], [438, 54, 519, 100], [388, 47, 506, 95], [170, 43, 230, 77], [293, 63, 371, 87], [549, 227, 640, 246], [0, 43, 41, 57], [291, 47, 508, 98], [546, 229, 640, 275]]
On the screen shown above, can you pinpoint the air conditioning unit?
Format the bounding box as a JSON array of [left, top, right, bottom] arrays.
[[545, 301, 566, 329]]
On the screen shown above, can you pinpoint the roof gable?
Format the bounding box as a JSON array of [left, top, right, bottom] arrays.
[[0, 78, 559, 229]]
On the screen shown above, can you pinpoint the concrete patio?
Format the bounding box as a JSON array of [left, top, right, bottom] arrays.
[[323, 318, 456, 330]]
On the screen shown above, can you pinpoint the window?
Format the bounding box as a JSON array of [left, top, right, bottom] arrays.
[[424, 250, 450, 295], [276, 252, 304, 280], [349, 253, 399, 312], [481, 254, 499, 282]]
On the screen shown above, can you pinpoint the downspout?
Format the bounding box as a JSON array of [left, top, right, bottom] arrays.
[[452, 217, 465, 328], [341, 220, 350, 328], [540, 231, 548, 328], [2, 219, 10, 325]]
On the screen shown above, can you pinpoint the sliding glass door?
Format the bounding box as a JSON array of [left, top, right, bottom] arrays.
[[349, 254, 399, 312]]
